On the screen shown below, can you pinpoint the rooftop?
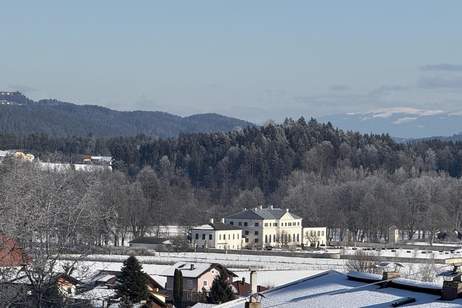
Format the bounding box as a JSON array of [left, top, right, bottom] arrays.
[[161, 262, 236, 279], [192, 222, 242, 231], [226, 206, 301, 220], [218, 270, 462, 307], [129, 237, 172, 245]]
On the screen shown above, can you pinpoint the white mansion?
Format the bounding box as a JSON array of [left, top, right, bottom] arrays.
[[190, 206, 327, 250], [224, 206, 303, 249]]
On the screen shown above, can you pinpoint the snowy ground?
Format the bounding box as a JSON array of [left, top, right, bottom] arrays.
[[59, 251, 453, 286], [341, 246, 462, 260]]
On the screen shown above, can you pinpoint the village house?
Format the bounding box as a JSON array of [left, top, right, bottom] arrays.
[[190, 219, 242, 250], [303, 226, 328, 247], [74, 269, 167, 307], [161, 262, 236, 293], [129, 237, 173, 250], [223, 206, 303, 249]]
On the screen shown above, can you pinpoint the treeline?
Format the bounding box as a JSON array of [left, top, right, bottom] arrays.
[[2, 118, 462, 242]]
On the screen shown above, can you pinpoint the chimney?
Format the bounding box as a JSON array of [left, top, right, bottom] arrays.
[[250, 270, 257, 295], [221, 218, 225, 223], [382, 271, 400, 281], [259, 205, 263, 210], [442, 273, 462, 300], [190, 264, 195, 270], [210, 218, 214, 224], [286, 208, 289, 213], [442, 259, 462, 300], [270, 205, 273, 209]]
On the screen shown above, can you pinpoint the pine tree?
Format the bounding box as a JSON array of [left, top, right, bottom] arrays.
[[116, 256, 149, 304], [209, 268, 235, 304], [173, 269, 183, 308]]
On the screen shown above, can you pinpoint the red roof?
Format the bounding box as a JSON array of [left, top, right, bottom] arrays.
[[0, 234, 30, 267]]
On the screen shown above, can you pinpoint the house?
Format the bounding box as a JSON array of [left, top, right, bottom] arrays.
[[223, 206, 302, 249], [191, 219, 242, 250], [75, 269, 167, 307], [129, 237, 173, 250], [302, 226, 327, 247], [217, 270, 462, 307], [161, 263, 237, 293], [0, 234, 30, 267]]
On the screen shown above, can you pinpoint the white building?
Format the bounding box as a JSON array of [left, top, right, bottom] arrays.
[[224, 206, 303, 249], [191, 219, 242, 250], [303, 227, 327, 247]]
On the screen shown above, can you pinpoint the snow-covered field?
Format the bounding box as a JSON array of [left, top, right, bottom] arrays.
[[342, 246, 462, 260]]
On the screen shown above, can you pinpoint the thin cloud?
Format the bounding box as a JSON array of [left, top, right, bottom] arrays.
[[418, 77, 462, 89], [369, 85, 408, 96], [420, 64, 462, 72], [329, 84, 350, 92]]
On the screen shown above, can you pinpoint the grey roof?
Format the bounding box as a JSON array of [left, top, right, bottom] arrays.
[[226, 207, 302, 220], [218, 270, 451, 308], [210, 222, 242, 231], [129, 237, 170, 245]]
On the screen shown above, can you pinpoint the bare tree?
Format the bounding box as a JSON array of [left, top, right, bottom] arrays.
[[0, 160, 110, 307]]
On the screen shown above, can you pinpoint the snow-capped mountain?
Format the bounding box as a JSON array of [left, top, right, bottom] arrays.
[[320, 107, 462, 139]]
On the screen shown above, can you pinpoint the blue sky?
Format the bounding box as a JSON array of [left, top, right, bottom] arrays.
[[1, 1, 461, 123]]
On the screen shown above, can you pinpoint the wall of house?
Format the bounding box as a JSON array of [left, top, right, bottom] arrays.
[[303, 227, 327, 247], [223, 218, 263, 248], [214, 230, 242, 250], [196, 268, 220, 291], [191, 229, 216, 248], [278, 213, 303, 246]]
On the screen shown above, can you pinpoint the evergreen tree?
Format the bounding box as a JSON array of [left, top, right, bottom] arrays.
[[116, 256, 149, 304], [209, 268, 235, 304], [173, 269, 183, 308]]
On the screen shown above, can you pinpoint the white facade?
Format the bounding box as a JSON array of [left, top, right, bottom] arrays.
[[191, 220, 242, 250], [224, 206, 303, 249], [303, 227, 327, 247]]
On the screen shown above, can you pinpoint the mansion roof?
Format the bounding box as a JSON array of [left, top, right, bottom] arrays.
[[225, 207, 302, 220]]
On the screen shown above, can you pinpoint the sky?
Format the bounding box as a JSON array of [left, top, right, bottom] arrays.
[[1, 1, 462, 123]]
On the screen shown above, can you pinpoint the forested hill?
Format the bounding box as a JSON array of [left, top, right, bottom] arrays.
[[0, 92, 252, 138]]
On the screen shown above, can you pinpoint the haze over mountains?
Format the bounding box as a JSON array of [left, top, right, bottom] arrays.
[[0, 92, 253, 138], [1, 91, 462, 140]]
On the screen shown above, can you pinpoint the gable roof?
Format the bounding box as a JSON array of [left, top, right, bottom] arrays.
[[217, 270, 460, 307], [226, 207, 301, 220], [161, 262, 237, 279]]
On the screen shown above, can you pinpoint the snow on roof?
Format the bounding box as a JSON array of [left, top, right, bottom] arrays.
[[217, 270, 462, 307], [72, 286, 115, 300], [192, 223, 241, 231], [161, 262, 214, 278]]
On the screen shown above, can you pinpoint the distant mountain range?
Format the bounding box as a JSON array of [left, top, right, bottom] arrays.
[[320, 107, 462, 139], [0, 92, 253, 138]]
